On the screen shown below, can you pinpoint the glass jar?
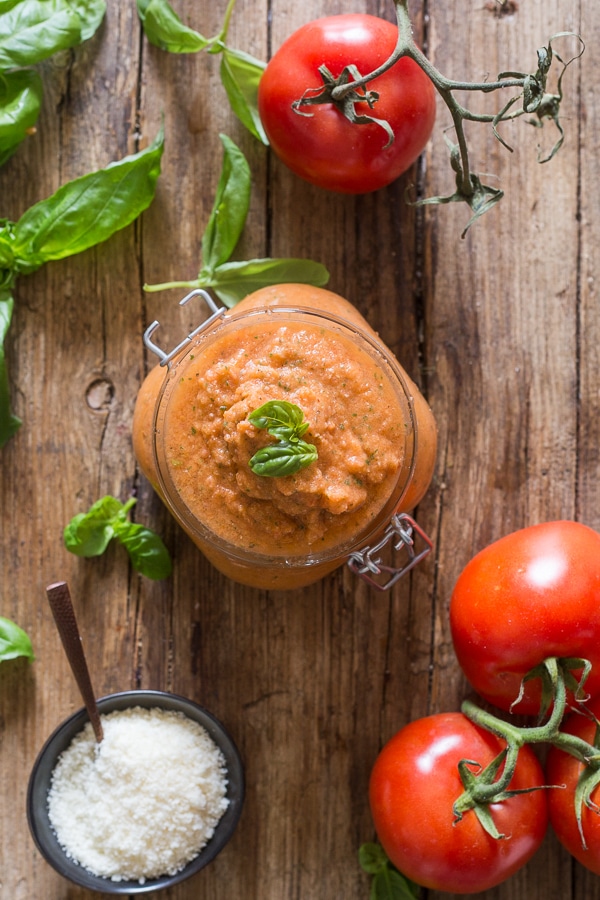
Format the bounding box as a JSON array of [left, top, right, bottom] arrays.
[[132, 285, 437, 590]]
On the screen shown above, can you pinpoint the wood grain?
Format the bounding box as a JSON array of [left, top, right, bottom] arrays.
[[0, 1, 597, 898]]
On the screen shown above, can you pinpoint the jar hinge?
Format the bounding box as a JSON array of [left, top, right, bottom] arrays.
[[143, 289, 226, 366], [347, 513, 433, 591]]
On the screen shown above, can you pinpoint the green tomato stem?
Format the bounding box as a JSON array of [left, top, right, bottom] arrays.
[[455, 658, 600, 818]]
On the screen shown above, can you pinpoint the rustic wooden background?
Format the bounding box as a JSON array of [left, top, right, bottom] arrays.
[[1, 0, 597, 897]]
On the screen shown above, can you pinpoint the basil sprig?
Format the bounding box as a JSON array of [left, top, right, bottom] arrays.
[[64, 495, 172, 580], [0, 0, 106, 166], [137, 0, 267, 143], [0, 615, 34, 663], [0, 127, 164, 446], [248, 401, 318, 478], [144, 133, 329, 307]]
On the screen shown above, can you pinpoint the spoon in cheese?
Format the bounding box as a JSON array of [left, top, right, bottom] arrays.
[[46, 581, 104, 743]]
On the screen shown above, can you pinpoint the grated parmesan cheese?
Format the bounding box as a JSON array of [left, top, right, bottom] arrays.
[[47, 706, 230, 883]]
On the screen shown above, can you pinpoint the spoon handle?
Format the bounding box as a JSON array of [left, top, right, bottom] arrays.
[[46, 581, 104, 743]]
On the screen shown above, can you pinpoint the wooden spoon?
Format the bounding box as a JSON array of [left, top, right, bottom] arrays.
[[46, 581, 104, 743]]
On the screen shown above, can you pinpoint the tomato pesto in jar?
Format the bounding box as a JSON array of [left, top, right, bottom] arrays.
[[133, 285, 437, 589]]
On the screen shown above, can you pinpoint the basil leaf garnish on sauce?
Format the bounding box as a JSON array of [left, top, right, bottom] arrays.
[[248, 401, 318, 478]]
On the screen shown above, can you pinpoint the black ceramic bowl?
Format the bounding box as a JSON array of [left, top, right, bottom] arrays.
[[27, 690, 245, 894]]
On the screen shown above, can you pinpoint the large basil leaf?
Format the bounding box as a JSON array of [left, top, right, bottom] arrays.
[[203, 258, 330, 308], [137, 0, 207, 53], [220, 47, 267, 144], [201, 133, 250, 274], [11, 126, 164, 272], [0, 68, 42, 167]]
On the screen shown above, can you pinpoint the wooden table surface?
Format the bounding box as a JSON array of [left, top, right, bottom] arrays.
[[1, 1, 598, 898]]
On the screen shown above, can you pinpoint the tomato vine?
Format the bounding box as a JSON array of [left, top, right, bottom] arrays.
[[296, 0, 584, 234]]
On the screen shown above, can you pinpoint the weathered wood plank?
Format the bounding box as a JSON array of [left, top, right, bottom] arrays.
[[0, 0, 598, 898]]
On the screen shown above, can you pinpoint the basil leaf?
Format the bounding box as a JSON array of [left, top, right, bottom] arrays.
[[201, 133, 250, 275], [0, 68, 42, 167], [248, 400, 309, 441], [0, 290, 21, 447], [358, 843, 389, 876], [0, 223, 15, 269], [114, 522, 172, 580], [0, 1, 82, 69], [371, 868, 421, 900], [0, 1, 23, 14], [137, 0, 208, 53], [66, 0, 106, 41], [220, 47, 268, 144], [11, 126, 164, 273], [249, 439, 318, 477], [359, 844, 421, 900], [63, 495, 124, 556], [203, 257, 330, 308], [0, 615, 34, 662], [64, 495, 172, 579]]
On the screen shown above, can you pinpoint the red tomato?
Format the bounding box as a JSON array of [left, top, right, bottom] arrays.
[[449, 521, 600, 716], [369, 713, 548, 893], [257, 14, 436, 194], [546, 696, 600, 874]]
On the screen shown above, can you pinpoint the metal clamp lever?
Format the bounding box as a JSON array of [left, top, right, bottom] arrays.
[[347, 513, 433, 591], [143, 288, 226, 366]]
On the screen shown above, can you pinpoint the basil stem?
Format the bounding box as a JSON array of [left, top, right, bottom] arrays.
[[0, 615, 34, 662], [144, 134, 329, 306], [64, 495, 172, 580]]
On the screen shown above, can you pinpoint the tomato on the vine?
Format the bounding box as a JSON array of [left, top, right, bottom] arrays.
[[257, 14, 436, 194], [449, 521, 600, 716], [546, 696, 600, 875], [369, 713, 548, 893]]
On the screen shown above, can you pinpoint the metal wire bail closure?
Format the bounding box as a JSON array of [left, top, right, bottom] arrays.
[[347, 513, 432, 591], [143, 288, 226, 366]]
